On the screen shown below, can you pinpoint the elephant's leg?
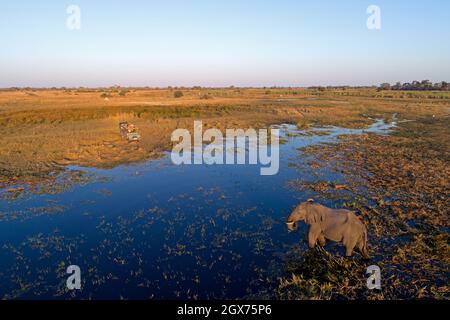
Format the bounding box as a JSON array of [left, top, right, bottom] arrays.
[[344, 238, 357, 257], [308, 225, 321, 248], [357, 239, 370, 259], [318, 234, 326, 246], [345, 245, 354, 257]]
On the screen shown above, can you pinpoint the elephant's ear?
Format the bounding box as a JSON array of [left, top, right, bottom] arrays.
[[305, 204, 320, 224]]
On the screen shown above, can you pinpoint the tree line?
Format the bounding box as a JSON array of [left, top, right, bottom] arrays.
[[379, 80, 449, 91]]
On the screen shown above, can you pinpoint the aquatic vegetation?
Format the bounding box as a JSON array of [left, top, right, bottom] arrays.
[[296, 120, 310, 130], [278, 247, 375, 300], [0, 205, 66, 222]]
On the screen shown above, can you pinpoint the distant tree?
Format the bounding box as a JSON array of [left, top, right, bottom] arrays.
[[421, 80, 433, 90], [174, 90, 184, 98], [402, 83, 412, 90], [411, 81, 421, 90], [385, 80, 449, 91], [392, 82, 402, 90], [379, 83, 391, 91]]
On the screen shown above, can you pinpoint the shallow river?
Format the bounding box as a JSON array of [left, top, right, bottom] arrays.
[[0, 120, 395, 299]]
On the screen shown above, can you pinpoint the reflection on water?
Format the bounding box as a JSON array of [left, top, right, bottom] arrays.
[[0, 120, 395, 299]]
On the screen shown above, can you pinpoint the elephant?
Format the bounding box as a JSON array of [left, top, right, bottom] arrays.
[[286, 199, 369, 259]]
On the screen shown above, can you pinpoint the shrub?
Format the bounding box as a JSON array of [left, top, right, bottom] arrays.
[[174, 90, 184, 98], [297, 120, 310, 130], [200, 94, 213, 100]]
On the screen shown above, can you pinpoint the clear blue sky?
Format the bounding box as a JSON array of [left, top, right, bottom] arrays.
[[1, 0, 449, 87]]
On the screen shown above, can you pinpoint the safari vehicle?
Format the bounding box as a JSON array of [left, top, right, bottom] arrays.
[[119, 122, 141, 141]]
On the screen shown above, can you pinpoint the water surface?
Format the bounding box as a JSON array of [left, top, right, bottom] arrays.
[[0, 120, 395, 299]]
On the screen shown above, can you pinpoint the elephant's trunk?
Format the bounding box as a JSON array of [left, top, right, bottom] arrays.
[[286, 219, 298, 231]]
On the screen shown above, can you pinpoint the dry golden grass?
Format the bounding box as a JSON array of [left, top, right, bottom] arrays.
[[0, 87, 448, 185]]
